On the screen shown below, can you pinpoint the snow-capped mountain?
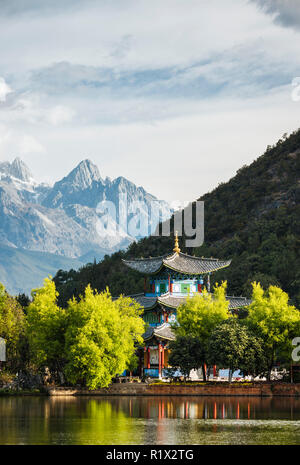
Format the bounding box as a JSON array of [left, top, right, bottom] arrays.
[[0, 157, 33, 183], [0, 158, 171, 260]]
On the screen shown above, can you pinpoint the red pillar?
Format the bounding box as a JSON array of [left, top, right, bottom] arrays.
[[147, 347, 150, 369], [161, 347, 165, 375], [168, 275, 171, 293], [213, 365, 217, 377], [158, 343, 162, 377], [139, 350, 142, 376], [143, 347, 147, 375]]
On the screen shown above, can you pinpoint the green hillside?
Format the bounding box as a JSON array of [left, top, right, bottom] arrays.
[[54, 130, 300, 307], [0, 245, 83, 296]]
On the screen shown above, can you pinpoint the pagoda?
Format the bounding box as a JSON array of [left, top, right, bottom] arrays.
[[122, 233, 251, 378]]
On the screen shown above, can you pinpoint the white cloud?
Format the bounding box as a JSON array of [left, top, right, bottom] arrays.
[[0, 0, 282, 73], [47, 105, 75, 126], [0, 124, 12, 154], [0, 0, 300, 201], [0, 77, 12, 102], [19, 135, 45, 155]]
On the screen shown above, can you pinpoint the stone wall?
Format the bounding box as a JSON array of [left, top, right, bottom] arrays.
[[47, 382, 300, 397]]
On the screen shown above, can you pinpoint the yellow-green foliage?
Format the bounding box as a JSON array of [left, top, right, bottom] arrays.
[[26, 279, 145, 389], [64, 286, 145, 389], [26, 278, 66, 369], [246, 283, 300, 371], [176, 282, 230, 341], [0, 282, 25, 368]]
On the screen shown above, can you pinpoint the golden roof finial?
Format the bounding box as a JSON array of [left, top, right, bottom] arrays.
[[173, 231, 181, 254]]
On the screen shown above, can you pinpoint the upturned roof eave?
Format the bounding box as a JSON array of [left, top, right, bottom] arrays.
[[122, 253, 232, 275]]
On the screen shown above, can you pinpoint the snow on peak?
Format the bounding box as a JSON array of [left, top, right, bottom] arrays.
[[0, 157, 34, 183], [63, 159, 102, 189]]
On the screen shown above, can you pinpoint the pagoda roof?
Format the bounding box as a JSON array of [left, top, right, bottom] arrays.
[[158, 293, 252, 310], [127, 294, 158, 309], [128, 292, 251, 310], [123, 252, 231, 275], [143, 322, 176, 341], [157, 293, 251, 310]]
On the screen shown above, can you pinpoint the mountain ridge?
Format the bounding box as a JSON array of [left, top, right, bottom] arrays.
[[0, 157, 34, 183], [0, 157, 171, 294]]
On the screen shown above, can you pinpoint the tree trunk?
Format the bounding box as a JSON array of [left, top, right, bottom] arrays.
[[267, 349, 275, 381], [206, 365, 210, 381], [228, 369, 233, 383], [202, 364, 206, 382]]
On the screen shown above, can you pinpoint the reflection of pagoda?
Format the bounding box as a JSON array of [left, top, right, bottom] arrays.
[[123, 233, 251, 378]]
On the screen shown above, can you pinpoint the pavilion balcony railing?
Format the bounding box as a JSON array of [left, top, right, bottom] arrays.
[[144, 292, 162, 297]]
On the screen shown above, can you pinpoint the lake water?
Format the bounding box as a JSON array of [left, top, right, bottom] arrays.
[[0, 396, 299, 445]]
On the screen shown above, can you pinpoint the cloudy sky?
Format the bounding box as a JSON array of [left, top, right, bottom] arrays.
[[0, 0, 300, 202]]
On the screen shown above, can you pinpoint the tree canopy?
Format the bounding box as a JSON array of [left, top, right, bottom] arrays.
[[26, 279, 145, 389], [168, 336, 204, 380], [208, 318, 267, 381], [26, 278, 66, 371], [64, 286, 145, 389], [246, 283, 300, 379], [0, 282, 26, 370], [174, 282, 230, 380]]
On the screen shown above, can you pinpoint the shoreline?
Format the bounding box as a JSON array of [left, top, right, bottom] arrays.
[[1, 382, 300, 397], [47, 382, 300, 397]]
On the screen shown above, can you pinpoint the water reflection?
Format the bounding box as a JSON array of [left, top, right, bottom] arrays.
[[0, 396, 299, 445], [114, 396, 300, 421]]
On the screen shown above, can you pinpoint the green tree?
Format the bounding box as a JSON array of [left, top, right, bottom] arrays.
[[246, 283, 300, 380], [26, 278, 66, 372], [0, 283, 26, 371], [168, 336, 204, 381], [208, 318, 267, 382], [16, 293, 31, 313], [174, 282, 230, 380], [64, 286, 145, 389]]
